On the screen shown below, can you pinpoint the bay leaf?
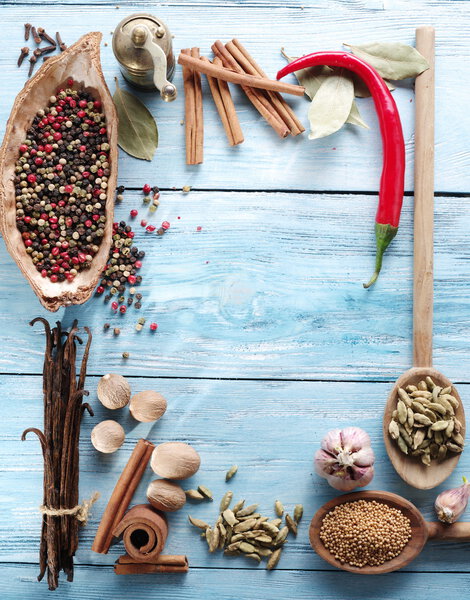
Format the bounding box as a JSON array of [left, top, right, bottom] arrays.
[[281, 49, 333, 100], [307, 68, 354, 139], [346, 100, 369, 129], [113, 78, 158, 161], [351, 71, 395, 97], [344, 42, 429, 80]]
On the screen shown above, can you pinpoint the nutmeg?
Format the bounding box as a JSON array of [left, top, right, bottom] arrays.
[[146, 479, 186, 512], [129, 391, 167, 422], [150, 442, 201, 480], [91, 420, 125, 453], [97, 373, 131, 409]]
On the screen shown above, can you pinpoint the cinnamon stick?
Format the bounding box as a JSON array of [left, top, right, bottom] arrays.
[[191, 48, 204, 164], [227, 40, 305, 136], [201, 56, 243, 146], [114, 555, 189, 574], [178, 51, 304, 97], [211, 42, 289, 138], [91, 439, 155, 554], [181, 49, 203, 165]]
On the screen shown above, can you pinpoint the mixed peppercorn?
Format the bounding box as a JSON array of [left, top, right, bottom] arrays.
[[14, 79, 110, 283]]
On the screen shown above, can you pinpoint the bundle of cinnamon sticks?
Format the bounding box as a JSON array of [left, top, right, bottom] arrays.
[[179, 40, 305, 164]]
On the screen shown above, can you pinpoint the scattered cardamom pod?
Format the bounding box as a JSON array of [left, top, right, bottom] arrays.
[[198, 485, 213, 500], [267, 548, 282, 570], [223, 509, 238, 527], [245, 553, 261, 563], [269, 518, 282, 528], [274, 500, 284, 517], [274, 526, 289, 545], [186, 489, 205, 501], [237, 504, 259, 517], [225, 465, 238, 481], [239, 541, 256, 554], [219, 491, 233, 512], [232, 499, 245, 513], [188, 515, 210, 529], [294, 504, 303, 523], [285, 513, 298, 536]]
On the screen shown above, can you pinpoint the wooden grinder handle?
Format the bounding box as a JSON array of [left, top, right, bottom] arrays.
[[427, 521, 470, 541], [413, 26, 435, 368]]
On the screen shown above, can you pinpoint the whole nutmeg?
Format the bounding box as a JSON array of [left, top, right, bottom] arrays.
[[147, 479, 186, 512], [91, 420, 125, 453], [129, 391, 167, 422], [97, 373, 131, 409], [150, 442, 201, 480]]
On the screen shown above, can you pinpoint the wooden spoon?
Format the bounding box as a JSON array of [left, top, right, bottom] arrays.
[[383, 27, 465, 489], [310, 490, 470, 574]]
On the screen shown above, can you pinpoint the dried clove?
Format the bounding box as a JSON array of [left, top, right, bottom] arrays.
[[37, 27, 56, 46], [34, 44, 56, 58], [56, 31, 67, 51], [28, 55, 37, 77], [31, 26, 41, 44], [24, 23, 32, 41], [17, 46, 29, 67]]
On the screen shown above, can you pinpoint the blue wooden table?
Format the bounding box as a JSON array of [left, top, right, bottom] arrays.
[[1, 1, 470, 598]]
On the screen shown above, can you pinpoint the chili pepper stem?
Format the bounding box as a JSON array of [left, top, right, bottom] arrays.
[[363, 223, 398, 288]]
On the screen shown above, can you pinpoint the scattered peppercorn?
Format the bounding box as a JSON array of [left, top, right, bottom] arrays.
[[113, 327, 120, 336], [119, 305, 127, 314], [138, 317, 146, 325], [182, 186, 191, 193], [127, 297, 133, 306], [129, 287, 136, 295], [143, 184, 151, 194], [111, 301, 118, 310], [103, 322, 110, 331], [135, 323, 143, 332], [130, 209, 138, 218], [135, 293, 142, 300], [122, 352, 129, 359], [162, 221, 170, 230], [14, 81, 110, 283], [135, 302, 142, 309], [150, 322, 158, 331]]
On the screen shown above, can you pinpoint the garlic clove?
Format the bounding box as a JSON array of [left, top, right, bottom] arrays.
[[350, 447, 375, 467], [91, 419, 125, 453], [314, 449, 339, 476], [340, 426, 371, 453], [321, 429, 342, 454], [147, 479, 186, 512], [150, 442, 201, 480], [97, 373, 131, 409], [435, 477, 470, 523], [129, 390, 167, 423]]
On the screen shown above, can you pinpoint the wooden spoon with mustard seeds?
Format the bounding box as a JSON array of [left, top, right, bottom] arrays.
[[0, 32, 118, 312], [383, 26, 465, 489], [310, 490, 470, 575]]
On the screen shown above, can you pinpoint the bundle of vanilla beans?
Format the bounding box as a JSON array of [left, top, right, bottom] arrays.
[[22, 318, 93, 590], [179, 39, 305, 164]]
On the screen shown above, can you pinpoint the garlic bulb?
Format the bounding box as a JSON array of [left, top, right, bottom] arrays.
[[97, 373, 131, 409], [435, 477, 470, 523], [129, 391, 167, 423], [91, 420, 125, 453], [150, 442, 201, 480], [314, 427, 375, 491], [147, 479, 186, 512]]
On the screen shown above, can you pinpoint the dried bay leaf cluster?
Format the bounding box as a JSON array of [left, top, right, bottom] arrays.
[[282, 41, 430, 140], [188, 492, 303, 570], [388, 376, 464, 466]]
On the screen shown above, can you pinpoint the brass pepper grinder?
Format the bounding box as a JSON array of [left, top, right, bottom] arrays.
[[112, 13, 177, 101]]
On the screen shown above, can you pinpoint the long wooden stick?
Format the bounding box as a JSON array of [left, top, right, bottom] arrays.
[[211, 42, 289, 138], [228, 40, 304, 136], [413, 26, 435, 368], [178, 52, 305, 96]]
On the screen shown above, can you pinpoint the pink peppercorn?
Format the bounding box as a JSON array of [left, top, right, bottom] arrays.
[[150, 323, 158, 331], [146, 224, 156, 233], [135, 260, 142, 269], [128, 275, 136, 284], [53, 132, 62, 141], [50, 275, 58, 283], [67, 78, 74, 86], [79, 100, 87, 108], [143, 184, 151, 194], [162, 221, 170, 230], [19, 144, 28, 153], [77, 110, 86, 118], [197, 226, 202, 231], [119, 305, 127, 314], [140, 219, 148, 227], [27, 174, 36, 183], [41, 269, 47, 278], [112, 301, 118, 310], [66, 273, 75, 281], [130, 209, 138, 218], [96, 286, 104, 294]]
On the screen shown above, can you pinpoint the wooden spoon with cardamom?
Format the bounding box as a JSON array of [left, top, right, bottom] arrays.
[[310, 490, 470, 574], [383, 27, 465, 489]]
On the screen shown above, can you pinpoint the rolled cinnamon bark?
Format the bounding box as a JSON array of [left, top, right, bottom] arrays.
[[114, 554, 189, 574], [112, 504, 168, 562]]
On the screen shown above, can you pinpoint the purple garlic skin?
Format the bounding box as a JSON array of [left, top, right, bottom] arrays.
[[315, 427, 375, 491], [435, 477, 470, 524]]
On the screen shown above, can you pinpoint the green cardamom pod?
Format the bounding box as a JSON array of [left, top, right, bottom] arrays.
[[245, 553, 261, 563], [397, 436, 408, 455], [294, 504, 303, 523], [388, 420, 400, 440], [232, 499, 245, 513], [223, 509, 238, 527], [431, 420, 449, 431], [274, 526, 289, 545], [185, 489, 205, 500], [274, 500, 284, 517], [239, 541, 256, 554], [285, 514, 298, 536], [219, 491, 233, 512], [188, 515, 210, 530], [267, 548, 282, 570], [198, 485, 213, 500], [236, 504, 259, 517], [225, 465, 238, 481], [397, 400, 408, 424], [234, 518, 257, 533]]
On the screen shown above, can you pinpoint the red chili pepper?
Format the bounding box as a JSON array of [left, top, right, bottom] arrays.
[[277, 52, 405, 288]]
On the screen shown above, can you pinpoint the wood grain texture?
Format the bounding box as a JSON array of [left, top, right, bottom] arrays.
[[2, 375, 470, 572], [0, 3, 469, 191], [0, 192, 469, 381]]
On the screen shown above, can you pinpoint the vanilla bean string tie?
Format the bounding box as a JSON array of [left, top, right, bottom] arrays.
[[39, 492, 100, 525]]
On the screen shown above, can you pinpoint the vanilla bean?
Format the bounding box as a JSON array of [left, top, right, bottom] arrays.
[[22, 319, 92, 590]]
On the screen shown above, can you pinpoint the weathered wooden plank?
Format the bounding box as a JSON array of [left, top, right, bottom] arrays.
[[0, 192, 469, 381], [1, 376, 469, 571], [0, 3, 468, 192], [1, 563, 470, 600]]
